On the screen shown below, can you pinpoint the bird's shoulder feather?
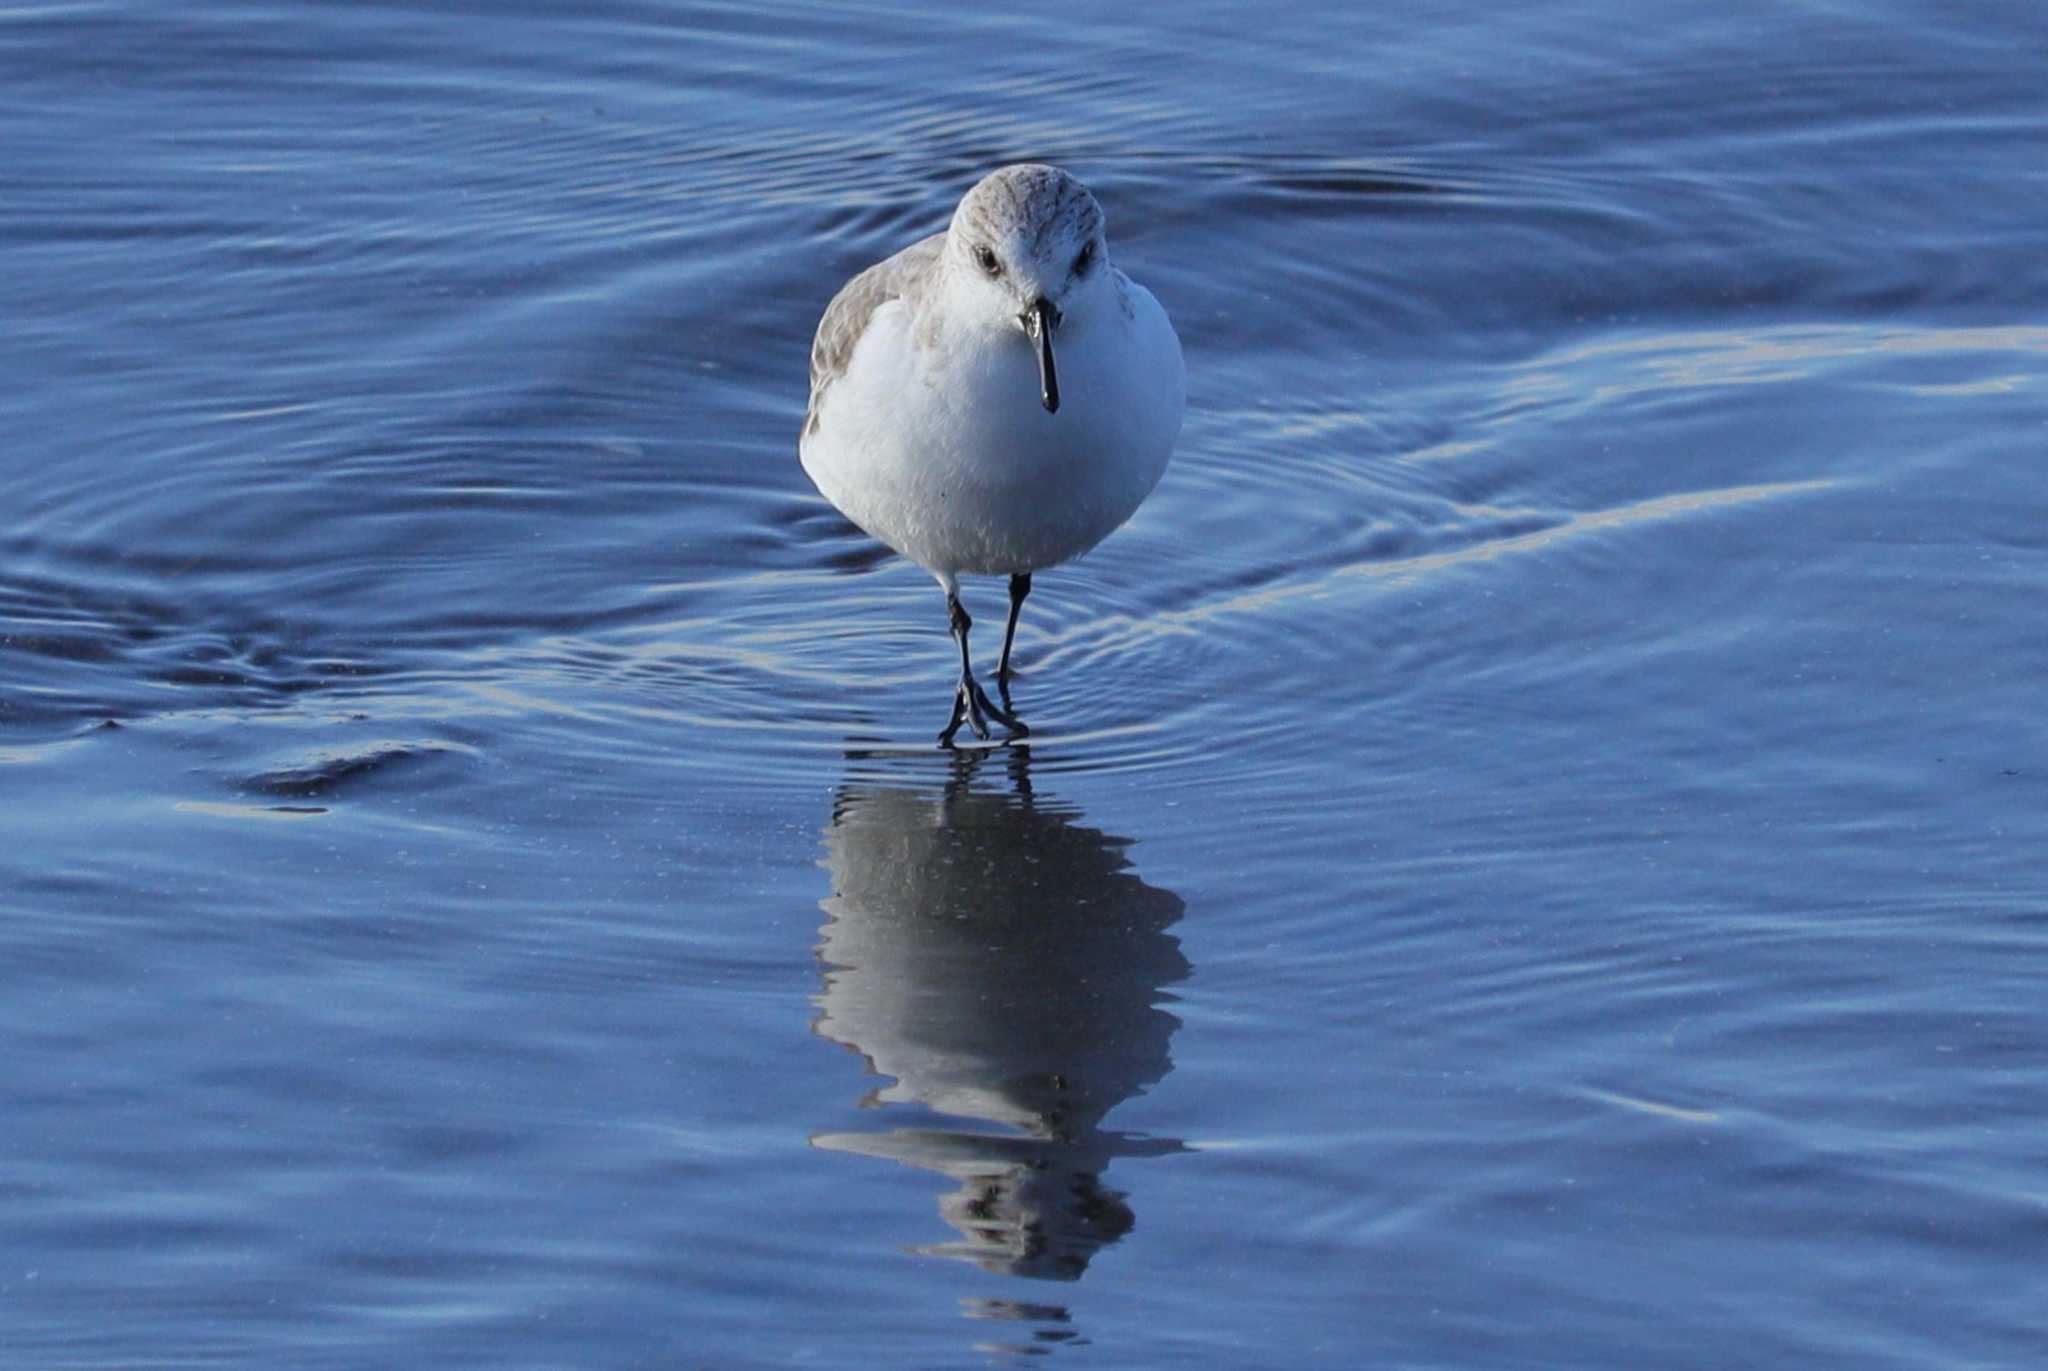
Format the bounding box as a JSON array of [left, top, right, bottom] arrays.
[[803, 232, 946, 439]]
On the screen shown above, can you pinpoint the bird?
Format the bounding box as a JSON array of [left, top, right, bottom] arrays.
[[800, 164, 1184, 746]]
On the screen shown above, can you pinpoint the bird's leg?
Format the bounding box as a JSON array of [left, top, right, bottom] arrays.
[[996, 572, 1031, 703], [938, 592, 1027, 746]]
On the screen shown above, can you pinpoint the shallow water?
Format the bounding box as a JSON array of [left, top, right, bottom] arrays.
[[5, 1, 2047, 1366]]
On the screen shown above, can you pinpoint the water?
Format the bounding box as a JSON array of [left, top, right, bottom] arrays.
[[5, 1, 2046, 1365]]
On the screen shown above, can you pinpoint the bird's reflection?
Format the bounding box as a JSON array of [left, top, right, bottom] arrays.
[[810, 747, 1188, 1286]]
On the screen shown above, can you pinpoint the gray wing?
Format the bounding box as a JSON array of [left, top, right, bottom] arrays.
[[803, 232, 945, 440]]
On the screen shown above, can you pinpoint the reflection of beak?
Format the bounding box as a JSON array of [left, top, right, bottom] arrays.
[[1020, 296, 1061, 413]]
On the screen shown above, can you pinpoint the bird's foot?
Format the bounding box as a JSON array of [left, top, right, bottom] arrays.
[[938, 673, 1028, 746]]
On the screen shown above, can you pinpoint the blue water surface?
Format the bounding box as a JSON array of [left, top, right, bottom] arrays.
[[4, 1, 2047, 1366]]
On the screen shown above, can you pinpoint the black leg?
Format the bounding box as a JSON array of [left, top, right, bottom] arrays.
[[938, 592, 1028, 747], [997, 572, 1031, 698]]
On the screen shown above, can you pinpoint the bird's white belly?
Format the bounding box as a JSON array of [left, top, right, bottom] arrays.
[[801, 289, 1183, 578]]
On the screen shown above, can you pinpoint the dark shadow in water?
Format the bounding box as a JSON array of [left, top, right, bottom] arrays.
[[810, 746, 1188, 1306]]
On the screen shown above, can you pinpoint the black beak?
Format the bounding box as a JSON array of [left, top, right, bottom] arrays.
[[1021, 296, 1061, 413]]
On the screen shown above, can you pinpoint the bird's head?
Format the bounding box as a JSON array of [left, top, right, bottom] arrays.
[[946, 164, 1112, 414]]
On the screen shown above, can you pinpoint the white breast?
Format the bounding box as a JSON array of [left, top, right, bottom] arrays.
[[801, 275, 1184, 579]]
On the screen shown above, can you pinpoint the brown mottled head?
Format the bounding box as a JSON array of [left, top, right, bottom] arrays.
[[946, 165, 1112, 414], [950, 164, 1105, 265]]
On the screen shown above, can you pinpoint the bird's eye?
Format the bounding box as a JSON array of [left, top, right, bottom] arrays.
[[974, 244, 1003, 278], [1072, 240, 1096, 275]]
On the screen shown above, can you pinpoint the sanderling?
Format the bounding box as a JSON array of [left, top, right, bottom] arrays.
[[800, 164, 1185, 745]]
